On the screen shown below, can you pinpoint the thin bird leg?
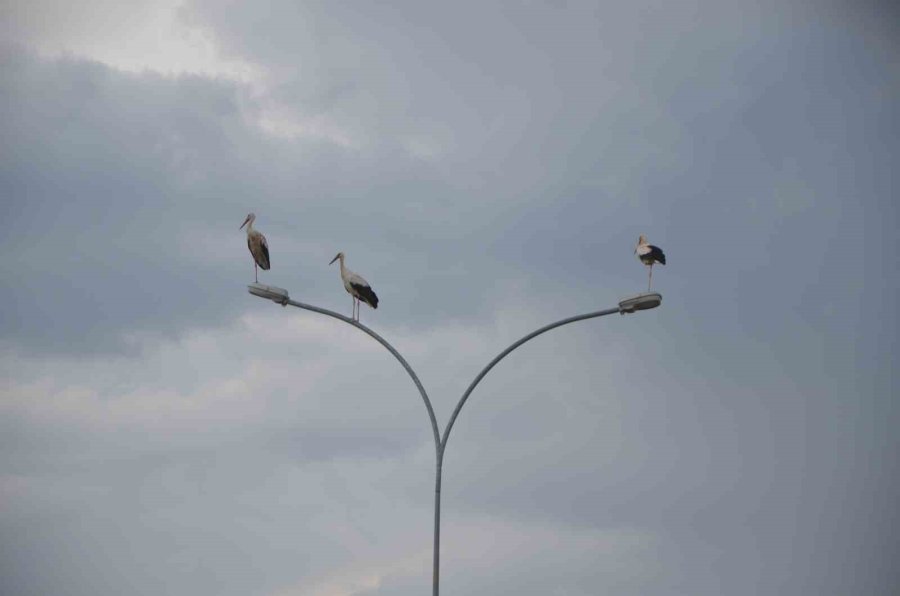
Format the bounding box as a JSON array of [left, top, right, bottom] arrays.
[[255, 262, 258, 283], [648, 264, 653, 292]]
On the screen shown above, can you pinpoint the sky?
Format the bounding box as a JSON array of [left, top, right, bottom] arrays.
[[1, 1, 898, 594]]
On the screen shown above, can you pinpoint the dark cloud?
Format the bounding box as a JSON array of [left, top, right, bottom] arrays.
[[1, 1, 898, 595]]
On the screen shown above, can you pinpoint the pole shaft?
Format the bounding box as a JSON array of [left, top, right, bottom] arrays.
[[433, 448, 443, 596]]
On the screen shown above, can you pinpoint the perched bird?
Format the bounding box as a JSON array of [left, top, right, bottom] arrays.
[[240, 213, 270, 283], [635, 235, 666, 291], [329, 252, 378, 322]]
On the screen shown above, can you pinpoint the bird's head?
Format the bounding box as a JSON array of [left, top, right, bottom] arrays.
[[329, 252, 345, 265], [635, 234, 647, 253], [240, 213, 256, 230]]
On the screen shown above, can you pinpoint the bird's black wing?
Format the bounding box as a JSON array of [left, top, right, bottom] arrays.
[[352, 283, 379, 309], [649, 245, 666, 265], [258, 237, 271, 270]]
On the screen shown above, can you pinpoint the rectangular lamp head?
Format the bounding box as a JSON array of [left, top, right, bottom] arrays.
[[248, 283, 290, 304], [618, 292, 662, 314]]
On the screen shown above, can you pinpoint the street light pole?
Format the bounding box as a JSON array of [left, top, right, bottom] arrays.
[[247, 283, 661, 596]]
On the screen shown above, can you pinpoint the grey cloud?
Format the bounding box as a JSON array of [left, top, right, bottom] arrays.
[[1, 1, 898, 595]]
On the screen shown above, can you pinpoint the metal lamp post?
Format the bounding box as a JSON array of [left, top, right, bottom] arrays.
[[248, 282, 661, 596]]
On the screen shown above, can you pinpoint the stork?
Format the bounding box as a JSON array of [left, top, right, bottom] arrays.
[[635, 234, 666, 291], [329, 252, 378, 322], [240, 213, 270, 283]]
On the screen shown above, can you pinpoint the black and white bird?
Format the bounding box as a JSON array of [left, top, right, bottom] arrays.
[[240, 213, 270, 283], [635, 234, 666, 291], [329, 252, 379, 322]]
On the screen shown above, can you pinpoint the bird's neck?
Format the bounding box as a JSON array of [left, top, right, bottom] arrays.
[[245, 221, 254, 235]]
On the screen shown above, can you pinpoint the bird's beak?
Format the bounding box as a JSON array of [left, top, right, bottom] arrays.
[[239, 216, 250, 230], [329, 255, 339, 265]]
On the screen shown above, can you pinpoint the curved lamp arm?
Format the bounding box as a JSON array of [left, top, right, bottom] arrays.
[[248, 281, 659, 455], [440, 306, 620, 450], [248, 284, 441, 454]]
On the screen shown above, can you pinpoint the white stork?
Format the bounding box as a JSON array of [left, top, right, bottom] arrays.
[[635, 234, 666, 291], [329, 252, 378, 322], [240, 213, 270, 283]]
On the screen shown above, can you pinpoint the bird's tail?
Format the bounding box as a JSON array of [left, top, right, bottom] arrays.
[[358, 286, 379, 309]]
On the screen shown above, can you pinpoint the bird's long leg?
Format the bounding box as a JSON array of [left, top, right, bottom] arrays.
[[255, 262, 258, 283], [648, 264, 653, 292]]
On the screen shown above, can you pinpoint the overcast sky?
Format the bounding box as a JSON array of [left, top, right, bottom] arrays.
[[1, 1, 898, 595]]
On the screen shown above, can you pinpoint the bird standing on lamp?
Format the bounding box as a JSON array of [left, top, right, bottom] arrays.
[[330, 252, 379, 322], [240, 213, 270, 283], [635, 235, 666, 291]]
